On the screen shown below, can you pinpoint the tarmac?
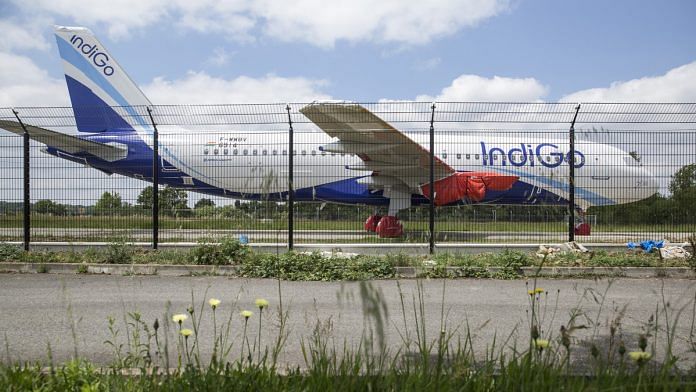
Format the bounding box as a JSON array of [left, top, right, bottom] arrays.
[[1, 274, 694, 369]]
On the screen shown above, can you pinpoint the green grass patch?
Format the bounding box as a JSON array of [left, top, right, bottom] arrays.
[[0, 241, 691, 280]]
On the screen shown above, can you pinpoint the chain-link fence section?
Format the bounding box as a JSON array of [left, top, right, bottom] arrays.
[[1, 102, 695, 251]]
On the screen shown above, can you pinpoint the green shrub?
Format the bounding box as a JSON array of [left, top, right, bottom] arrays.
[[103, 240, 133, 264], [192, 237, 250, 266], [0, 243, 23, 262], [239, 252, 394, 281]]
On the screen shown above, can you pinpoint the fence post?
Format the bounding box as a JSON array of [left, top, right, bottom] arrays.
[[12, 109, 30, 251], [147, 107, 159, 250], [429, 103, 436, 254], [568, 104, 581, 242], [286, 105, 294, 250]]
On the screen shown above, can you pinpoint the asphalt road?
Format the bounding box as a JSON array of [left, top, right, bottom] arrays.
[[1, 274, 695, 369]]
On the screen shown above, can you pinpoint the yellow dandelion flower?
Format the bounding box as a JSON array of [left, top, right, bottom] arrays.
[[241, 310, 253, 319], [172, 314, 188, 324], [209, 298, 221, 309], [534, 339, 550, 349], [255, 298, 269, 309], [534, 288, 545, 294], [180, 328, 193, 337], [628, 351, 651, 362], [528, 290, 535, 296]]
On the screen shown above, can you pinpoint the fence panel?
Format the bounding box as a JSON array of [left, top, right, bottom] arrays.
[[0, 102, 694, 247]]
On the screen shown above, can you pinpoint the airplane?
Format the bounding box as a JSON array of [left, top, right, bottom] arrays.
[[0, 26, 660, 238]]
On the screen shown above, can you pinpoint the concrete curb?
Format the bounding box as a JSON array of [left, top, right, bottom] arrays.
[[6, 241, 687, 255], [1, 262, 693, 279]]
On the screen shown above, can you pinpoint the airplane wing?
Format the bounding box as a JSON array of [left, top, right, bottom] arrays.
[[300, 103, 518, 205], [0, 120, 128, 162], [300, 103, 453, 185]]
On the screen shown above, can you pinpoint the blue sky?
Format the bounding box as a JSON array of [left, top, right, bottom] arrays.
[[1, 0, 695, 106]]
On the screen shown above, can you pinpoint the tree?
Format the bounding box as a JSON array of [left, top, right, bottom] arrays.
[[194, 198, 215, 209], [137, 186, 191, 217], [34, 200, 67, 216], [669, 164, 696, 220], [95, 191, 123, 214]]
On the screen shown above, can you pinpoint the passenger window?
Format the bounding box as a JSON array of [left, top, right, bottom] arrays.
[[302, 150, 307, 155], [466, 154, 470, 160], [223, 149, 229, 155], [213, 149, 219, 155], [282, 150, 287, 156], [263, 150, 268, 155], [456, 153, 461, 159], [272, 150, 277, 155], [243, 149, 248, 156], [321, 151, 326, 156], [253, 150, 258, 156], [233, 149, 238, 155], [311, 150, 316, 156], [442, 152, 448, 159], [475, 154, 479, 160]]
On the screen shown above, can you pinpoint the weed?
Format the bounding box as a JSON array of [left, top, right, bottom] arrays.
[[103, 239, 133, 264], [76, 264, 88, 274], [192, 237, 250, 266], [35, 263, 48, 273], [0, 244, 23, 262]]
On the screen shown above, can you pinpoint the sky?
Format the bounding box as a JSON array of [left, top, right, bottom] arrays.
[[1, 0, 696, 106], [0, 0, 695, 207]]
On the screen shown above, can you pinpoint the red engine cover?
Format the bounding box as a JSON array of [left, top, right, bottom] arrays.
[[574, 222, 591, 235], [364, 215, 382, 232], [420, 172, 518, 206], [376, 216, 403, 238]]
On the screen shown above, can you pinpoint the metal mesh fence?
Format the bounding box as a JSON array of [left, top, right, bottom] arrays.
[[1, 102, 695, 249]]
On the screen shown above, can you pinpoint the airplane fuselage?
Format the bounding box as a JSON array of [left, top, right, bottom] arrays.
[[44, 129, 659, 209]]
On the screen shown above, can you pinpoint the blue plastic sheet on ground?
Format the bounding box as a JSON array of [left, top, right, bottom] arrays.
[[627, 240, 665, 253]]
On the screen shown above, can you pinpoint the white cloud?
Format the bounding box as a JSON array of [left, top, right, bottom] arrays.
[[15, 0, 508, 46], [414, 57, 442, 71], [251, 0, 508, 47], [562, 61, 696, 102], [0, 19, 51, 52], [416, 74, 548, 102], [205, 48, 233, 67], [143, 71, 331, 104], [0, 52, 68, 107], [19, 0, 171, 40]]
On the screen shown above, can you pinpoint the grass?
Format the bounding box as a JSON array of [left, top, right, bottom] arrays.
[[1, 268, 696, 390], [0, 240, 692, 281], [2, 214, 695, 233]]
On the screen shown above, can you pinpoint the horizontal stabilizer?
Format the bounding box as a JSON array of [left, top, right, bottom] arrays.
[[0, 120, 128, 162]]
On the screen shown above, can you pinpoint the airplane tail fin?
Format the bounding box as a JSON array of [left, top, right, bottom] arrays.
[[54, 26, 152, 132]]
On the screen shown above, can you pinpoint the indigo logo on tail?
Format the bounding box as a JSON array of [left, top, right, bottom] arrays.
[[69, 35, 114, 77]]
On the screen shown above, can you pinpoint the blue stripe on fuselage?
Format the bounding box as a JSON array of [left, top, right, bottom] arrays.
[[42, 136, 581, 207]]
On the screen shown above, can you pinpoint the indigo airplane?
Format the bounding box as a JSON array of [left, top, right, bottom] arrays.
[[0, 26, 659, 237]]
